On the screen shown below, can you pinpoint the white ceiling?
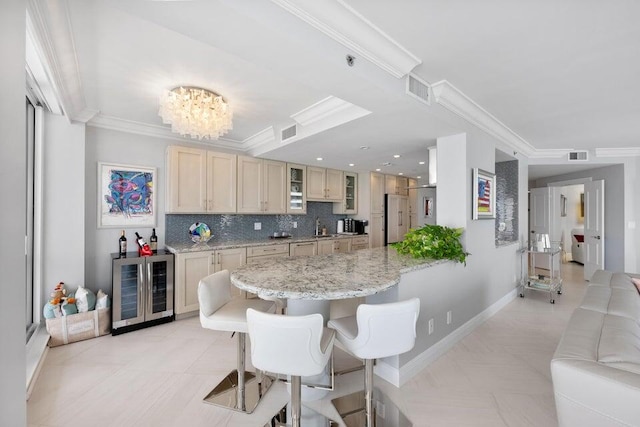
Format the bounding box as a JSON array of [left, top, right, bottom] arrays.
[[34, 0, 640, 182]]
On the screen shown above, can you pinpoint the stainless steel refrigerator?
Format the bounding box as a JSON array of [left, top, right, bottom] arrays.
[[385, 194, 409, 245]]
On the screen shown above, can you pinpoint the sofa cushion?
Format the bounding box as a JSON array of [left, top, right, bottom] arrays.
[[590, 269, 613, 286], [579, 285, 611, 314], [598, 315, 640, 375], [553, 308, 604, 362]]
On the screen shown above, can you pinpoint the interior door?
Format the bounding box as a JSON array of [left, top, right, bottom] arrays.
[[584, 180, 605, 280]]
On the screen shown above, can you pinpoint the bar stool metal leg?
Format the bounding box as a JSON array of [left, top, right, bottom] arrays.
[[364, 359, 374, 427], [203, 332, 275, 414], [291, 375, 302, 427]]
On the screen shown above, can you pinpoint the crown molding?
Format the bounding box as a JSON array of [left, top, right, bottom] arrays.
[[291, 96, 351, 126], [527, 149, 575, 159], [88, 114, 245, 150], [242, 126, 276, 151], [270, 0, 421, 78], [595, 147, 640, 157], [27, 0, 88, 122]]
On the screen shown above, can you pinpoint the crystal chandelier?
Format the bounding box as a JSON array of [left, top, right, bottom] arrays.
[[159, 87, 233, 140]]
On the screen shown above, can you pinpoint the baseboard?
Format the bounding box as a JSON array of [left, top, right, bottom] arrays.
[[375, 288, 518, 387], [26, 324, 49, 399]]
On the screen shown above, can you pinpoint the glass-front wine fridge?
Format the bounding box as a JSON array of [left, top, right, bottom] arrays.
[[111, 251, 174, 335]]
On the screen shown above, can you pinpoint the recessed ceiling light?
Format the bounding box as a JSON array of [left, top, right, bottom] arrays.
[[398, 172, 404, 175], [375, 168, 381, 172], [359, 146, 370, 150], [382, 162, 392, 166], [316, 157, 323, 161], [419, 161, 425, 165], [417, 176, 422, 179], [349, 163, 355, 167], [393, 154, 401, 158]]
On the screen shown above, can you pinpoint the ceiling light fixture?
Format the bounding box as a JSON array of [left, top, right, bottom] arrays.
[[393, 154, 401, 158], [159, 87, 232, 140], [375, 168, 381, 172], [349, 163, 355, 167], [359, 146, 370, 150], [417, 176, 422, 179], [419, 161, 425, 165], [316, 157, 323, 161]]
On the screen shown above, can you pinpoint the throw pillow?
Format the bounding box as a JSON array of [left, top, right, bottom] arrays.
[[75, 286, 97, 312], [95, 289, 111, 309]]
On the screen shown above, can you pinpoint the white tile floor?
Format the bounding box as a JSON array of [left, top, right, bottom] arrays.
[[27, 262, 586, 427]]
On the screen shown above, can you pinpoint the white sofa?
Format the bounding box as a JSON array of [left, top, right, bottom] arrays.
[[551, 270, 640, 426]]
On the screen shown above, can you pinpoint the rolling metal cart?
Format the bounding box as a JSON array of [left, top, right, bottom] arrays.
[[519, 244, 563, 304]]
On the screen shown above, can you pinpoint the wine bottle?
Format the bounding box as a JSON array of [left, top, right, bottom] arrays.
[[134, 232, 146, 248], [150, 228, 158, 251], [119, 230, 127, 256]]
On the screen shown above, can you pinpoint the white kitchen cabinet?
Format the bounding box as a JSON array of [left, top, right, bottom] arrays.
[[289, 241, 317, 257], [351, 236, 369, 251], [237, 156, 286, 214], [307, 166, 343, 201], [385, 174, 408, 196], [166, 146, 207, 213], [318, 238, 351, 255], [408, 178, 418, 229], [371, 172, 385, 214], [174, 247, 248, 316], [387, 195, 409, 244], [333, 172, 357, 214], [206, 151, 237, 213], [246, 244, 289, 264], [287, 163, 306, 214], [369, 213, 385, 248], [166, 146, 237, 214]]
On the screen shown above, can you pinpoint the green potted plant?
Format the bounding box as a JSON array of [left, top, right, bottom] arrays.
[[391, 224, 469, 265]]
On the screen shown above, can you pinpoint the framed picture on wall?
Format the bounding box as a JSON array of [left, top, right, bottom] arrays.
[[472, 168, 496, 220], [97, 162, 156, 228], [423, 196, 434, 218], [561, 194, 567, 217]]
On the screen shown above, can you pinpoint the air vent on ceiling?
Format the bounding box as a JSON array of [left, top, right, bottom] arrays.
[[281, 124, 297, 141], [568, 151, 588, 161], [406, 74, 431, 105]]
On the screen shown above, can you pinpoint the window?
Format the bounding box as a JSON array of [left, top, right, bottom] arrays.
[[25, 96, 36, 341]]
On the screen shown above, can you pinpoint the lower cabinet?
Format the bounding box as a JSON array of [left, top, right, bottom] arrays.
[[318, 239, 351, 255], [290, 241, 318, 257], [369, 213, 385, 248], [351, 236, 369, 251], [246, 243, 289, 264], [174, 247, 247, 316]]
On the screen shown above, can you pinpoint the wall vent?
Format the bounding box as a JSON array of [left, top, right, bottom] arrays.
[[568, 151, 588, 161], [281, 124, 297, 141], [406, 74, 431, 105]]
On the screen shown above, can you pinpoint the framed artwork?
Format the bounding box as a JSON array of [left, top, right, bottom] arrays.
[[580, 193, 584, 217], [423, 196, 434, 218], [560, 194, 567, 217], [472, 168, 496, 220], [98, 162, 156, 228]]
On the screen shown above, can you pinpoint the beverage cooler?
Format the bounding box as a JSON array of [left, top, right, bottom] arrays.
[[111, 251, 174, 335]]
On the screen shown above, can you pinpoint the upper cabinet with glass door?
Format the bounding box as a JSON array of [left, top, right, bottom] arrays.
[[287, 163, 306, 214], [333, 172, 357, 214]]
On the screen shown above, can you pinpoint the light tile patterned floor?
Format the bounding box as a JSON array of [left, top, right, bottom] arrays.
[[27, 263, 586, 427]]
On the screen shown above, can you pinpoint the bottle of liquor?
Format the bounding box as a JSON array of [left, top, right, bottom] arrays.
[[135, 231, 146, 248], [119, 230, 127, 256], [149, 228, 158, 252]]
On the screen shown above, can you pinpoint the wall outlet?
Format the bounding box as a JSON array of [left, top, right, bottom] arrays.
[[428, 318, 434, 335], [447, 311, 452, 325], [293, 221, 297, 228], [254, 222, 261, 230]]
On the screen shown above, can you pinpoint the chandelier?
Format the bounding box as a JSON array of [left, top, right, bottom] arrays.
[[159, 87, 233, 140]]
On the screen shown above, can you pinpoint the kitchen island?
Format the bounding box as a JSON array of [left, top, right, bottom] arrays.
[[230, 246, 446, 300]]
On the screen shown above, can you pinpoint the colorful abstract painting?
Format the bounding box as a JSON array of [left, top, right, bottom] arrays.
[[98, 163, 156, 228], [472, 168, 496, 220]]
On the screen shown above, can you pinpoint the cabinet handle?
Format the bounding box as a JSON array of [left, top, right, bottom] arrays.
[[147, 262, 152, 315], [398, 211, 402, 226]]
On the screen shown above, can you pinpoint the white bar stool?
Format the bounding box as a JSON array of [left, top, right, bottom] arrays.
[[198, 270, 277, 413], [327, 298, 420, 427], [246, 308, 335, 427]]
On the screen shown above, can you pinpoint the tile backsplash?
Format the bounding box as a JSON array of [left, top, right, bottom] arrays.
[[166, 202, 349, 245], [495, 159, 519, 244]]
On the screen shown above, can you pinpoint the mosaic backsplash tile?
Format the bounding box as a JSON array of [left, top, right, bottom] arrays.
[[495, 160, 519, 244], [166, 202, 350, 245]]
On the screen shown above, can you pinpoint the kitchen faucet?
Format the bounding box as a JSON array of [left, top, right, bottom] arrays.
[[315, 217, 320, 236]]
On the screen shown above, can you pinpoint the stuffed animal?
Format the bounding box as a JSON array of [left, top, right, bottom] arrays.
[[43, 282, 79, 319]]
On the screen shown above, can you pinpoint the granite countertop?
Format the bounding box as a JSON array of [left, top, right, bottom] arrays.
[[230, 247, 447, 300], [165, 233, 365, 254]]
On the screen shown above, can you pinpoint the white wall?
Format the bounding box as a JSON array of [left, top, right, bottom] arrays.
[[43, 113, 86, 304], [0, 0, 27, 424], [368, 132, 529, 380]]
